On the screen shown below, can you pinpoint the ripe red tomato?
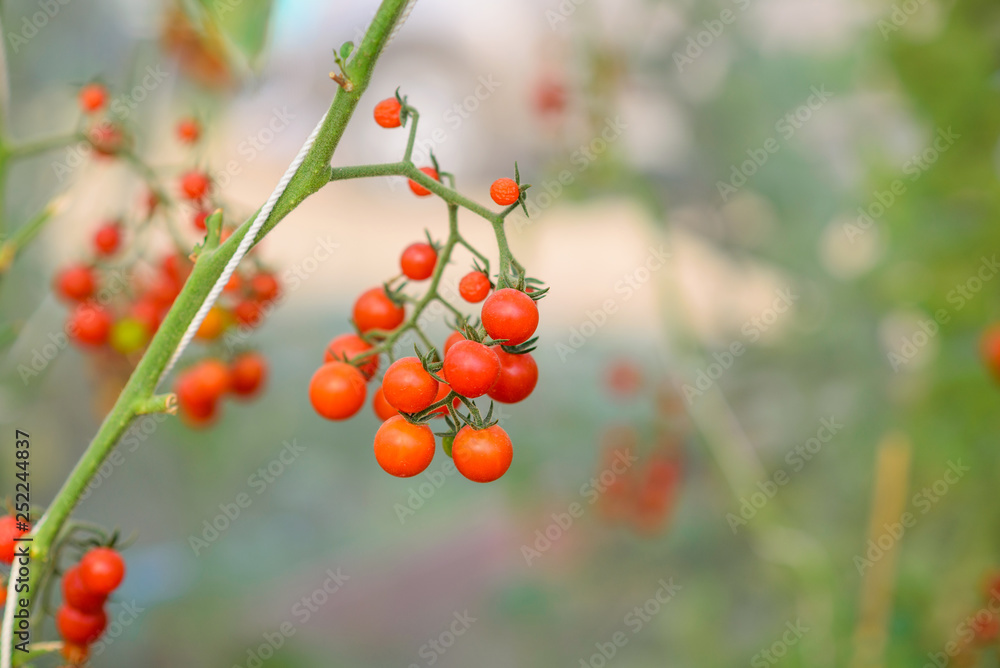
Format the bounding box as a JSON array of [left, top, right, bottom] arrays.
[[488, 349, 537, 403], [374, 98, 402, 128], [489, 178, 520, 206], [382, 357, 439, 413], [195, 306, 230, 341], [224, 272, 242, 294], [79, 547, 126, 595], [177, 359, 229, 406], [452, 424, 513, 483], [62, 566, 108, 613], [0, 515, 29, 564], [78, 83, 107, 113], [229, 353, 268, 398], [193, 210, 209, 231], [481, 288, 539, 345], [176, 117, 201, 143], [324, 333, 378, 379], [69, 305, 112, 346], [400, 242, 437, 280], [373, 415, 436, 477], [443, 340, 500, 398], [353, 287, 405, 333], [56, 266, 97, 302], [309, 361, 367, 420], [443, 330, 465, 355], [250, 273, 281, 302], [93, 223, 121, 256], [180, 170, 211, 200], [56, 605, 107, 645], [459, 272, 490, 303], [408, 166, 439, 197], [234, 299, 263, 327], [89, 122, 123, 156], [372, 386, 399, 421]]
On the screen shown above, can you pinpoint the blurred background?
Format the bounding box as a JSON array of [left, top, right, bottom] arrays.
[[1, 0, 999, 665]]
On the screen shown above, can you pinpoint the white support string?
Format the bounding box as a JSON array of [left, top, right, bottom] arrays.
[[388, 0, 419, 44], [156, 113, 326, 387]]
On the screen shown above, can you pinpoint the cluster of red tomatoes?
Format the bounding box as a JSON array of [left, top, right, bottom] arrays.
[[307, 96, 543, 484], [1, 517, 124, 666], [174, 352, 267, 426]]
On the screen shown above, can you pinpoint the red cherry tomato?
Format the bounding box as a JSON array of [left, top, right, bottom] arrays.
[[373, 415, 436, 477], [309, 361, 367, 420], [353, 287, 405, 333], [408, 166, 439, 197], [488, 349, 537, 403], [234, 300, 263, 327], [93, 223, 121, 257], [180, 170, 211, 200], [374, 98, 403, 128], [381, 357, 438, 413], [443, 340, 500, 398], [481, 288, 539, 345], [250, 273, 281, 302], [78, 83, 107, 113], [55, 266, 97, 302], [56, 605, 107, 645], [62, 566, 107, 613], [324, 333, 378, 379], [443, 330, 466, 355], [68, 305, 112, 346], [372, 386, 399, 421], [176, 117, 201, 143], [0, 516, 29, 564], [229, 353, 268, 398], [400, 242, 438, 280], [79, 547, 125, 595], [490, 178, 520, 206], [459, 272, 491, 303], [452, 424, 513, 483]]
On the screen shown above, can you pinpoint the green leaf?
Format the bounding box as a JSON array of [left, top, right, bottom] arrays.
[[340, 41, 355, 60]]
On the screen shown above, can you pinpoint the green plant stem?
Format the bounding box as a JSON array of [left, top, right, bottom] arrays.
[[0, 198, 62, 274], [7, 0, 414, 642]]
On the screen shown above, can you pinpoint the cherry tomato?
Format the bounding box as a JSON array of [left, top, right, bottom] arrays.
[[382, 357, 439, 413], [324, 333, 378, 379], [224, 272, 242, 294], [193, 210, 209, 231], [56, 605, 107, 645], [79, 547, 126, 595], [68, 305, 112, 346], [229, 353, 268, 398], [374, 98, 402, 128], [0, 516, 29, 564], [89, 122, 123, 156], [481, 288, 538, 345], [176, 359, 230, 410], [459, 272, 490, 303], [488, 349, 537, 403], [55, 266, 96, 302], [250, 273, 281, 302], [452, 424, 513, 483], [62, 566, 108, 613], [93, 223, 121, 256], [309, 361, 367, 420], [161, 253, 192, 285], [443, 330, 465, 355], [490, 178, 520, 206], [353, 287, 405, 333], [176, 117, 201, 143], [78, 83, 107, 113], [180, 170, 211, 200], [373, 415, 436, 477], [400, 243, 437, 280], [195, 306, 230, 340], [408, 166, 439, 197], [372, 385, 399, 421], [443, 340, 500, 398], [109, 317, 150, 355], [234, 299, 263, 327]]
